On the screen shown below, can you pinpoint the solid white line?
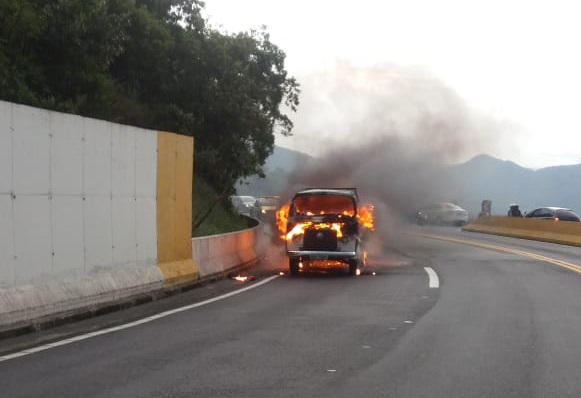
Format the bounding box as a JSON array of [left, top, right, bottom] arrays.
[[0, 275, 281, 363], [424, 267, 440, 288]]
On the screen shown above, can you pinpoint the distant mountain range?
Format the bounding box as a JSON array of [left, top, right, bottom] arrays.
[[237, 148, 581, 217], [448, 154, 581, 216]]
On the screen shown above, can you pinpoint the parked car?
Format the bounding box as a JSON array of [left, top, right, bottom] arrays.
[[417, 202, 469, 226], [524, 207, 580, 222], [254, 196, 282, 219], [230, 195, 257, 217]]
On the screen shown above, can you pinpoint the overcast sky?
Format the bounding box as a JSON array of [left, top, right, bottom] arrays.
[[204, 0, 581, 168]]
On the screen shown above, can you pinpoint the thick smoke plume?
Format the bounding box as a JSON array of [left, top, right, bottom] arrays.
[[279, 62, 512, 239]]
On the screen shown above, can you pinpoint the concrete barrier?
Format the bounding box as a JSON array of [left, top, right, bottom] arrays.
[[463, 216, 581, 247], [0, 266, 164, 332], [193, 224, 261, 278]]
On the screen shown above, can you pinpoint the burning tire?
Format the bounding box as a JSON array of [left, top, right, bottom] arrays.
[[289, 258, 300, 276], [348, 259, 358, 276]]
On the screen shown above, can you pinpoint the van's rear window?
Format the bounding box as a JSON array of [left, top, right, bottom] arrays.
[[291, 195, 355, 216]]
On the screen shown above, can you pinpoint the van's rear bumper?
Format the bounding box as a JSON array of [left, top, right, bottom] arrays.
[[287, 251, 357, 260]]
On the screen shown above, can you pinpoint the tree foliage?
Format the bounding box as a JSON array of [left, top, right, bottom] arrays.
[[0, 0, 299, 202]]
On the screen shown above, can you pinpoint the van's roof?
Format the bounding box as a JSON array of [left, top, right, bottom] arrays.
[[293, 188, 358, 200]]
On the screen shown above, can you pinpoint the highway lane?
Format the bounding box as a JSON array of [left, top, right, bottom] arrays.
[[1, 226, 581, 397], [422, 225, 581, 271], [0, 239, 436, 398], [363, 226, 581, 398]]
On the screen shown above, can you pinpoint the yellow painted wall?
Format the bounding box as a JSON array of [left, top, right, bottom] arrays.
[[157, 132, 199, 286], [464, 216, 581, 247]]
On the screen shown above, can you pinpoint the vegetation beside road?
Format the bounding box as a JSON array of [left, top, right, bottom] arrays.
[[192, 178, 254, 237]]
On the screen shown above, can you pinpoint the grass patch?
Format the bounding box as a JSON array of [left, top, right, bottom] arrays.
[[192, 177, 255, 237]]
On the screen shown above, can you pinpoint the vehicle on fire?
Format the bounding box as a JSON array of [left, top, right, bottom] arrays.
[[284, 188, 366, 276]]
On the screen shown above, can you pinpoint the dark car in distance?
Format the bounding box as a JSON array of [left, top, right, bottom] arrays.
[[524, 207, 581, 222]]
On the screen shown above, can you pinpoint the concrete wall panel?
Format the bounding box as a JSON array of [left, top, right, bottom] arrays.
[[83, 118, 112, 196], [84, 197, 113, 270], [112, 124, 135, 197], [52, 196, 84, 275], [175, 135, 193, 260], [0, 102, 12, 193], [156, 132, 197, 286], [50, 111, 83, 196], [136, 197, 157, 265], [112, 197, 137, 266], [13, 195, 52, 283], [12, 105, 50, 194], [156, 133, 176, 263], [0, 195, 14, 287], [135, 127, 157, 198]]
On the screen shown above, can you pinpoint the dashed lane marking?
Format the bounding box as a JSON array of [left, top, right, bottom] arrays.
[[424, 267, 440, 288]]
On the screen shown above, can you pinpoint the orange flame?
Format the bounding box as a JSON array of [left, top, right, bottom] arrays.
[[276, 204, 290, 239], [276, 202, 375, 241], [358, 204, 375, 231], [231, 275, 256, 282], [285, 222, 344, 241]]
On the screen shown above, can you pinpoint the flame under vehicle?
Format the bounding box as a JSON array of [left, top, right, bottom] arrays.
[[284, 188, 368, 276]]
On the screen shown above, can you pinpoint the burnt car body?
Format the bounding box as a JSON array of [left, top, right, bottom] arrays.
[[285, 188, 364, 276]]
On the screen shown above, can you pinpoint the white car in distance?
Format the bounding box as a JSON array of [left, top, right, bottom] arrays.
[[230, 195, 257, 217], [418, 202, 469, 226]]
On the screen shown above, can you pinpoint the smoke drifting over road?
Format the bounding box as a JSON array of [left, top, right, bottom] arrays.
[[280, 62, 513, 236]]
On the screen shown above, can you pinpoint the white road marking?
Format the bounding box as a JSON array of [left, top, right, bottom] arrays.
[[0, 275, 281, 363], [424, 267, 440, 288]]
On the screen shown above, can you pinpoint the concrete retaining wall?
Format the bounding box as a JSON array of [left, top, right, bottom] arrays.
[[463, 216, 581, 247], [0, 101, 198, 333], [0, 101, 167, 330]]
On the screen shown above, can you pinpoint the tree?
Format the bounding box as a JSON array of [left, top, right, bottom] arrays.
[[0, 0, 47, 105], [193, 28, 300, 195]]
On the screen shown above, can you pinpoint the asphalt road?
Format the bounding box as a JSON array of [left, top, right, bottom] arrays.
[[1, 225, 581, 398]]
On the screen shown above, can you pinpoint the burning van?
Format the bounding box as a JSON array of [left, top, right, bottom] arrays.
[[282, 188, 372, 276]]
